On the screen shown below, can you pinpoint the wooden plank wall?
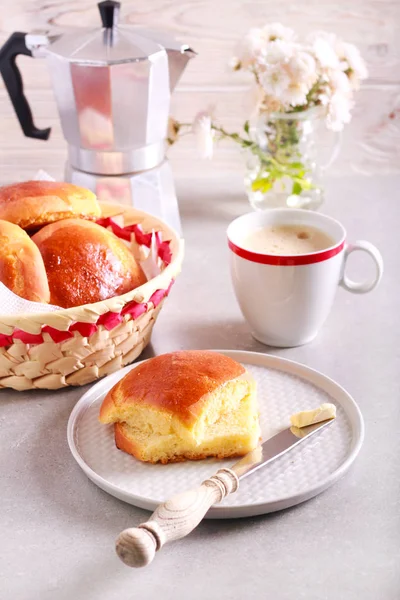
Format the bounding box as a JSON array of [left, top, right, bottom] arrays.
[[0, 0, 398, 185]]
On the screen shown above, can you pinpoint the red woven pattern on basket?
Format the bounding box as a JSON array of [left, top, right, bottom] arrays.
[[42, 326, 73, 343], [0, 334, 13, 346], [13, 330, 44, 344], [97, 311, 123, 331], [96, 217, 172, 265], [0, 282, 175, 347], [69, 322, 98, 338], [121, 300, 147, 319]]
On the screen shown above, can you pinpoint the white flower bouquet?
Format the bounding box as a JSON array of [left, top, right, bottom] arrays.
[[171, 23, 368, 209]]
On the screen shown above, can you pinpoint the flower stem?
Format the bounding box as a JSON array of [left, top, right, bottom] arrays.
[[180, 116, 313, 197]]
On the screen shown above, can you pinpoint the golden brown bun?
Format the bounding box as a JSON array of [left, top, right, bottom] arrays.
[[0, 219, 50, 303], [32, 218, 146, 308], [0, 181, 101, 229], [99, 350, 260, 464], [100, 350, 247, 427]]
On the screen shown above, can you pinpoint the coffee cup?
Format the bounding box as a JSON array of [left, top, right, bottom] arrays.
[[227, 209, 383, 347]]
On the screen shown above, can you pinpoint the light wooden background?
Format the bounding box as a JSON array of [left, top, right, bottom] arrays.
[[0, 0, 399, 185]]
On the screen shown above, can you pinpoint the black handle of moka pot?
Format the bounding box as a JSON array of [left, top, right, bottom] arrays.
[[0, 32, 51, 140], [98, 1, 121, 28]]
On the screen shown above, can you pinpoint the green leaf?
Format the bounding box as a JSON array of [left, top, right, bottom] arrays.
[[244, 120, 250, 135], [289, 162, 305, 170], [299, 179, 313, 190], [291, 177, 313, 190], [251, 178, 273, 193], [292, 181, 302, 195]]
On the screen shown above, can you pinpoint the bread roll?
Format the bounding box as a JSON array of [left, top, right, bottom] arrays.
[[99, 350, 260, 464], [32, 219, 146, 308], [0, 219, 50, 303], [0, 181, 100, 229]]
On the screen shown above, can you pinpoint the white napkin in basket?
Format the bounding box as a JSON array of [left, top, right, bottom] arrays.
[[0, 283, 61, 315], [0, 171, 62, 315]]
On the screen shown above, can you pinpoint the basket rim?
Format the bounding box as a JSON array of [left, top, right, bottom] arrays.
[[0, 202, 183, 334]]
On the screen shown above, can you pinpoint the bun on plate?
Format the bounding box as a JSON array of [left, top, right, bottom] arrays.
[[99, 350, 260, 464]]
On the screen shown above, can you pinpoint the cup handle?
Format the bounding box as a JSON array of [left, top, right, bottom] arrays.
[[340, 241, 383, 294]]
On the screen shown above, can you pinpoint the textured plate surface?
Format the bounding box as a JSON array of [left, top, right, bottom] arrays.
[[67, 350, 364, 518]]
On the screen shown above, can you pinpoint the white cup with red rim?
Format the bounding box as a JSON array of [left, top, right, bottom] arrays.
[[227, 209, 383, 347]]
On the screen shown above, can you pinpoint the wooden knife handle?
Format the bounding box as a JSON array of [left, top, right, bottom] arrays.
[[115, 467, 239, 568]]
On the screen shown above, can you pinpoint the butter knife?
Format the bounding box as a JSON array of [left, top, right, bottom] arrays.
[[116, 418, 334, 568]]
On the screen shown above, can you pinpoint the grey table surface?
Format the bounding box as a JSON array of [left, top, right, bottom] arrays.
[[1, 174, 399, 600]]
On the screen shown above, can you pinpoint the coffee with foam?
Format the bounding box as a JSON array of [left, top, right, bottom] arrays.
[[242, 224, 335, 255]]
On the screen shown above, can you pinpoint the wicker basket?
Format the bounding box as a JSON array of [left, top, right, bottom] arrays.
[[0, 203, 183, 391]]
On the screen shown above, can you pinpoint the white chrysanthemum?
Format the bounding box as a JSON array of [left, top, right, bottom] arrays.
[[329, 69, 352, 95], [338, 42, 368, 80], [193, 111, 215, 159], [281, 81, 310, 107], [232, 23, 365, 132], [260, 39, 294, 64], [250, 84, 282, 115], [288, 50, 318, 87], [263, 96, 283, 113], [229, 56, 241, 70], [318, 92, 331, 106], [262, 22, 296, 42], [260, 66, 291, 98], [245, 27, 269, 56], [326, 93, 353, 131], [167, 117, 180, 144], [259, 46, 318, 108], [245, 23, 295, 58], [311, 37, 340, 69]]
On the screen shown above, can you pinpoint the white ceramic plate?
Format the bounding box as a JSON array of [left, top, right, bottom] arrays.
[[67, 350, 364, 519]]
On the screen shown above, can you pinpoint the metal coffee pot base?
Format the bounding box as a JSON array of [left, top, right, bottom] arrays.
[[65, 160, 182, 235]]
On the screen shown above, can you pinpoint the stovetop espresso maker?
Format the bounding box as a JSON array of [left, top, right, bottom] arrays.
[[0, 0, 195, 232]]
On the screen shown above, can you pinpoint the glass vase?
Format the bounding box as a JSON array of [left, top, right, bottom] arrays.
[[244, 108, 341, 211]]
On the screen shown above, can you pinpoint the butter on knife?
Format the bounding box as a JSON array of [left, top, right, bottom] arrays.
[[290, 403, 336, 428]]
